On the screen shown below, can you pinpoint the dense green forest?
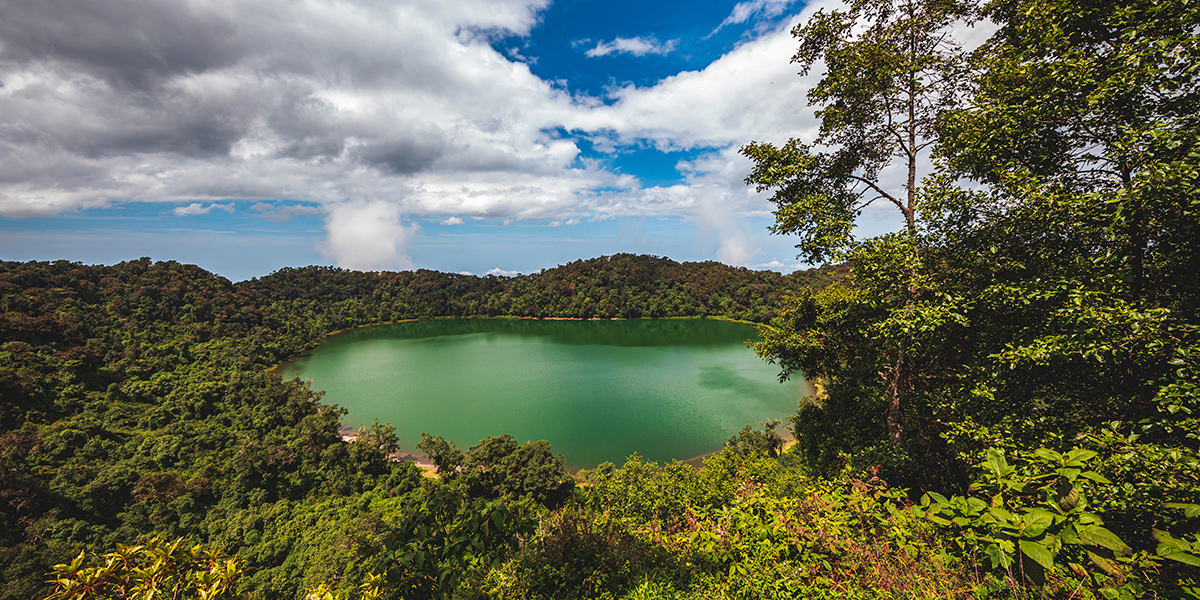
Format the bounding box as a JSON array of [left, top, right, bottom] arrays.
[[7, 0, 1200, 597], [0, 254, 840, 599]]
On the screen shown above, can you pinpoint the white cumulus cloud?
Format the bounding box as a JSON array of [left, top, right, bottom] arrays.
[[320, 200, 418, 271], [753, 259, 805, 272]]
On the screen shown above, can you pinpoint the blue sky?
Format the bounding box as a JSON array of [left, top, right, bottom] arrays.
[[0, 0, 907, 281]]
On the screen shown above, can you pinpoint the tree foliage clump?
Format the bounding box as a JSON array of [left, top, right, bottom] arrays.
[[745, 0, 1200, 595]]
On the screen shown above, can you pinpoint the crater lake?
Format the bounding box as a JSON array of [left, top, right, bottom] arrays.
[[275, 318, 810, 466]]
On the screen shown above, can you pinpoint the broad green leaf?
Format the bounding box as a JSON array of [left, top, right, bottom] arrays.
[[1055, 479, 1081, 512], [985, 543, 1013, 570], [1060, 524, 1080, 545], [1086, 550, 1125, 577], [1079, 471, 1112, 484], [1160, 550, 1200, 568], [1153, 529, 1193, 552], [1078, 525, 1132, 555], [1063, 448, 1098, 467], [988, 506, 1014, 523], [1056, 467, 1082, 482], [965, 497, 988, 513], [1020, 539, 1056, 570]]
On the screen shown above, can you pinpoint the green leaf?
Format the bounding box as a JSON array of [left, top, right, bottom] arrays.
[[927, 513, 954, 526], [1063, 448, 1097, 467], [1060, 524, 1080, 545], [1078, 525, 1132, 556], [986, 448, 1012, 479], [1021, 509, 1058, 538], [1020, 539, 1056, 570], [988, 506, 1014, 523], [1160, 550, 1200, 568], [985, 543, 1013, 570], [1056, 467, 1081, 482], [1153, 529, 1194, 552], [1055, 479, 1081, 512], [1086, 550, 1125, 577]]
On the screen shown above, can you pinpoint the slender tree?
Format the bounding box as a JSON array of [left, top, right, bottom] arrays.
[[742, 0, 974, 263], [745, 0, 976, 447]]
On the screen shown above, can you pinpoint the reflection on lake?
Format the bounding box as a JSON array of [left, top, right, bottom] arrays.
[[276, 318, 809, 466]]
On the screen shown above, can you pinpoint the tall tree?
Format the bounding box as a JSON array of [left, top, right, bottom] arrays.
[[924, 0, 1200, 475], [741, 0, 974, 263], [744, 0, 977, 449]]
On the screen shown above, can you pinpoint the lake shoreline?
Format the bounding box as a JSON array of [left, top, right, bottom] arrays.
[[295, 317, 803, 474], [341, 422, 799, 479]]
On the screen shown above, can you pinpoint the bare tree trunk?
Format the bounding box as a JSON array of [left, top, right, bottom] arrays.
[[886, 345, 907, 447], [904, 0, 919, 236]]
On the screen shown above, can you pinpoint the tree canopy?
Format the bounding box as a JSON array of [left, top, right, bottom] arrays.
[[750, 0, 1200, 594]]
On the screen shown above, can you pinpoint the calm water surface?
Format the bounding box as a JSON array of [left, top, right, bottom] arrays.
[[276, 319, 809, 466]]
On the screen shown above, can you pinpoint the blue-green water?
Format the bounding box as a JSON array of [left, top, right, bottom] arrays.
[[276, 319, 808, 466]]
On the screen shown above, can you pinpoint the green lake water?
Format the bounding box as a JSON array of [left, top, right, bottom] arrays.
[[275, 318, 809, 467]]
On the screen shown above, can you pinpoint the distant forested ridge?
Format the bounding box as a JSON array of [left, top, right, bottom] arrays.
[[241, 253, 843, 326], [0, 254, 840, 600]]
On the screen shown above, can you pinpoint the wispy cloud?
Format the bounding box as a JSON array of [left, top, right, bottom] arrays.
[[174, 202, 235, 216], [584, 36, 678, 58], [439, 216, 465, 225], [712, 0, 797, 34], [250, 202, 321, 222]]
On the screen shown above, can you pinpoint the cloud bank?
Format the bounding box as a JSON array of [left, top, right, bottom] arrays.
[[174, 202, 234, 216], [0, 0, 848, 269]]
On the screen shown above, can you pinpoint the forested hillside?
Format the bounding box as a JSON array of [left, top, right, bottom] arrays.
[[0, 254, 839, 600], [7, 0, 1200, 595]]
